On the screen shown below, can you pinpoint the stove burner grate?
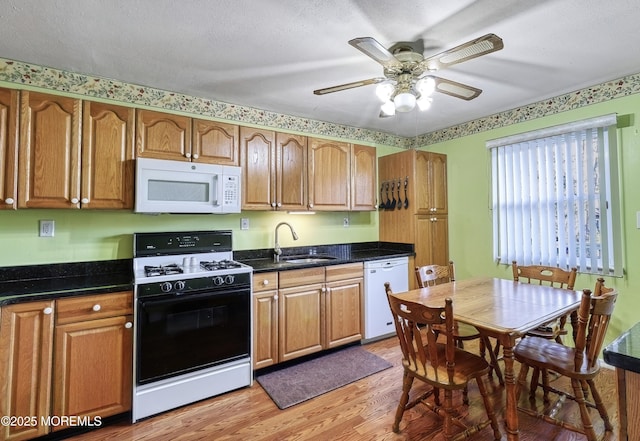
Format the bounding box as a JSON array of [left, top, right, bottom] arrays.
[[200, 259, 243, 271], [144, 264, 184, 277]]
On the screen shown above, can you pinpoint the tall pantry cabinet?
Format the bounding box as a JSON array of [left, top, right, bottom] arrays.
[[378, 149, 449, 288]]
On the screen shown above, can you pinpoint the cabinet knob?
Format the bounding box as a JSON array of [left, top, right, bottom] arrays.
[[71, 198, 79, 204], [4, 198, 14, 205], [277, 202, 282, 208], [81, 198, 89, 204], [125, 322, 133, 329], [185, 152, 192, 158], [273, 295, 278, 301], [192, 154, 199, 159], [271, 202, 276, 207], [92, 304, 101, 312], [43, 307, 53, 315], [308, 203, 314, 209], [262, 279, 269, 286]]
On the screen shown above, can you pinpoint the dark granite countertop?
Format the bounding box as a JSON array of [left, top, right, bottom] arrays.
[[0, 259, 133, 306], [603, 321, 640, 374], [235, 241, 414, 273]]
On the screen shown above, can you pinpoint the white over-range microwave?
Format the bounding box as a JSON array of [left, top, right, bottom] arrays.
[[135, 158, 242, 214]]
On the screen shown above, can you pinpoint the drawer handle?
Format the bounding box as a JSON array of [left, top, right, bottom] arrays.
[[4, 198, 14, 205], [125, 322, 133, 329], [43, 307, 53, 315], [92, 304, 101, 312], [262, 280, 269, 286]]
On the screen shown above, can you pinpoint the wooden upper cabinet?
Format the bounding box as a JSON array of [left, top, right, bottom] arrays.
[[351, 144, 377, 211], [240, 126, 276, 210], [415, 151, 447, 214], [136, 109, 191, 161], [82, 101, 135, 209], [308, 138, 351, 211], [0, 87, 19, 210], [276, 132, 307, 211], [193, 119, 239, 165], [18, 91, 82, 209]]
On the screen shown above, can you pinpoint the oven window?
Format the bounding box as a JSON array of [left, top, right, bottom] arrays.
[[137, 290, 250, 384], [148, 179, 209, 202]]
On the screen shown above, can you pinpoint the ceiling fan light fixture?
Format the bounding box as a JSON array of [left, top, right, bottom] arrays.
[[416, 76, 436, 97], [417, 96, 433, 111], [380, 100, 396, 116], [375, 82, 395, 102], [394, 92, 416, 112]]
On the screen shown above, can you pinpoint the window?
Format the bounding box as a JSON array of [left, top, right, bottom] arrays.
[[488, 114, 622, 276]]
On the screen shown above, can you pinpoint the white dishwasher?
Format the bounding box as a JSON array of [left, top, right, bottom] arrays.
[[363, 256, 409, 341]]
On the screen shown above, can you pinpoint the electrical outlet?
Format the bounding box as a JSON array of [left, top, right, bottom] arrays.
[[343, 217, 349, 228], [39, 219, 55, 237], [240, 218, 249, 230]]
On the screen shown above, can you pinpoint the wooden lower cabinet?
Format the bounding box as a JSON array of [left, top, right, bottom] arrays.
[[0, 292, 132, 440], [253, 263, 364, 369], [0, 300, 55, 441], [252, 272, 279, 369]]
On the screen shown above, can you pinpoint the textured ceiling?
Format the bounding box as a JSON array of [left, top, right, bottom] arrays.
[[1, 0, 639, 138]]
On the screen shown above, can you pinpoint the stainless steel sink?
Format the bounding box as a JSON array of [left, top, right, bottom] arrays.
[[282, 255, 337, 264]]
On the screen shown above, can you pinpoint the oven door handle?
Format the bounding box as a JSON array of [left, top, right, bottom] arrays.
[[138, 287, 249, 307]]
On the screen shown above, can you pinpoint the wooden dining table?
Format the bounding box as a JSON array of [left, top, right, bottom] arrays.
[[389, 276, 583, 441]]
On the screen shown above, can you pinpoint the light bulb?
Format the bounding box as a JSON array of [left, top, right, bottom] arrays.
[[417, 96, 433, 111], [375, 82, 395, 102], [393, 92, 416, 112], [416, 76, 436, 97], [380, 101, 396, 116]]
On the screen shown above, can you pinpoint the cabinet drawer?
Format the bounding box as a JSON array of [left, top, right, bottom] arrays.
[[56, 291, 133, 324], [279, 267, 325, 289], [253, 272, 278, 293], [325, 262, 363, 282]]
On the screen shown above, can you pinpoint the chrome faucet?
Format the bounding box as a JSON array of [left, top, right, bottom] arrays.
[[274, 222, 299, 262]]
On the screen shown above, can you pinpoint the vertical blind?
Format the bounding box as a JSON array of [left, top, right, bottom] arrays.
[[488, 114, 622, 276]]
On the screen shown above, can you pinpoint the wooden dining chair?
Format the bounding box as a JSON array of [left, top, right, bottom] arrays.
[[514, 285, 618, 441], [512, 261, 578, 343], [415, 262, 503, 385], [385, 282, 502, 441]]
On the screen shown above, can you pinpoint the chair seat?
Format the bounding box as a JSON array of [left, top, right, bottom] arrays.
[[406, 343, 491, 388], [514, 336, 599, 379], [434, 321, 481, 340]]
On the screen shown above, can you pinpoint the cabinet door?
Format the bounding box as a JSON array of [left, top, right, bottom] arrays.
[[415, 214, 449, 267], [18, 91, 82, 208], [308, 138, 351, 211], [240, 127, 276, 210], [0, 88, 18, 210], [253, 291, 278, 369], [325, 277, 363, 348], [136, 109, 191, 161], [0, 301, 54, 441], [52, 315, 133, 429], [276, 132, 307, 211], [351, 144, 377, 211], [278, 283, 324, 362], [82, 101, 135, 209], [193, 119, 239, 165], [429, 152, 448, 214]]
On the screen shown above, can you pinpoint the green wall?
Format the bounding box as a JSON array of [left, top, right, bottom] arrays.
[[421, 93, 640, 342]]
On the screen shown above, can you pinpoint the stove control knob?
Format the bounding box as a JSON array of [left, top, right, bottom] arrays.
[[160, 281, 173, 292], [175, 280, 186, 291], [213, 276, 224, 286], [224, 275, 235, 285]]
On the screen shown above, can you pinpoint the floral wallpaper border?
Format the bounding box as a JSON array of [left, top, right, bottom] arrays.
[[2, 57, 639, 149]]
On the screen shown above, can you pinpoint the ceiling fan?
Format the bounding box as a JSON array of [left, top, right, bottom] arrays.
[[313, 33, 503, 117]]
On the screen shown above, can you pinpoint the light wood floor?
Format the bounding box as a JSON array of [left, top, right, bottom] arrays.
[[66, 337, 619, 441]]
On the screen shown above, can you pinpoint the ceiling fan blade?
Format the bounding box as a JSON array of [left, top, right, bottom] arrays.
[[313, 78, 385, 95], [421, 33, 504, 71], [433, 77, 482, 100], [348, 37, 402, 70]]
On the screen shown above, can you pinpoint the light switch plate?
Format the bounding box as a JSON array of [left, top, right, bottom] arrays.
[[240, 218, 249, 230]]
